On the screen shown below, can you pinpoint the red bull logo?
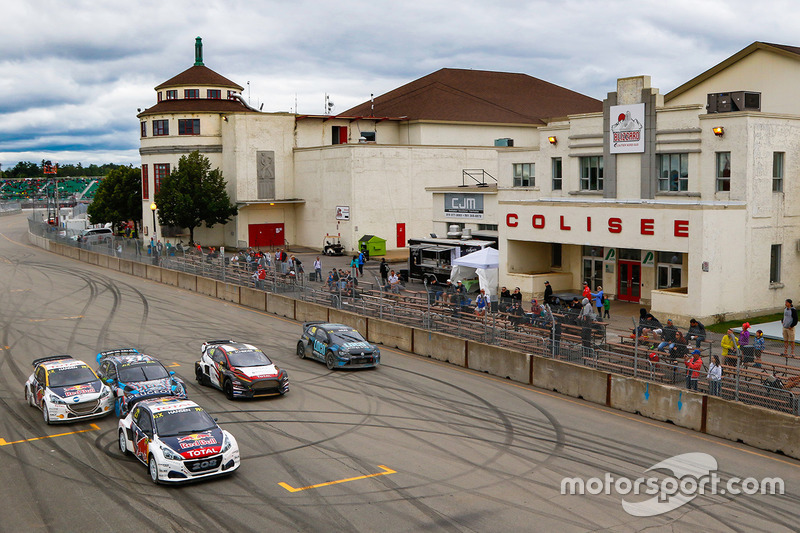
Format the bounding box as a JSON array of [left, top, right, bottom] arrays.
[[177, 432, 218, 449], [63, 383, 96, 396]]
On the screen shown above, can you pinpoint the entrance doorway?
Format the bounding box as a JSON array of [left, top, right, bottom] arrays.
[[248, 223, 284, 248], [617, 260, 641, 302]]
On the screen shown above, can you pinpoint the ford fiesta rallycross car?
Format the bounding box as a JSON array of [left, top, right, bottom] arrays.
[[96, 349, 187, 417], [24, 355, 113, 424], [297, 322, 380, 370], [195, 340, 289, 399], [118, 396, 240, 484]]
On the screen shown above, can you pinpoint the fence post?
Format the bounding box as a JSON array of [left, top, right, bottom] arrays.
[[634, 330, 639, 379]]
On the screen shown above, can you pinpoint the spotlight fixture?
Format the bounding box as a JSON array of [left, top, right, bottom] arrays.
[[713, 126, 724, 137], [548, 136, 557, 145]]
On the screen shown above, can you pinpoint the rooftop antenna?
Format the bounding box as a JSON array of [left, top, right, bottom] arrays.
[[325, 93, 334, 115], [194, 37, 204, 66], [294, 93, 298, 114], [247, 81, 251, 105], [370, 93, 374, 117]]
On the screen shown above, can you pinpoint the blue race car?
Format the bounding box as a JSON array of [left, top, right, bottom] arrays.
[[96, 349, 186, 416], [296, 322, 380, 370]]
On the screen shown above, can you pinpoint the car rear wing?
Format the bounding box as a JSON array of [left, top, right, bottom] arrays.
[[302, 321, 326, 329], [32, 355, 74, 367], [96, 348, 140, 363], [203, 339, 236, 346]]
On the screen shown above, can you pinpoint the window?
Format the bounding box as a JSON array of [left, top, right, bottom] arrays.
[[657, 153, 688, 191], [551, 157, 562, 191], [178, 119, 200, 135], [332, 126, 347, 145], [656, 252, 683, 289], [184, 89, 199, 99], [580, 156, 603, 191], [773, 152, 784, 192], [140, 121, 146, 138], [152, 120, 169, 136], [360, 131, 376, 142], [154, 164, 169, 195], [512, 163, 534, 187], [477, 224, 498, 231], [770, 244, 782, 283], [207, 89, 221, 99], [716, 152, 731, 192], [551, 243, 562, 268], [165, 90, 178, 100], [157, 91, 162, 102], [142, 164, 149, 200]]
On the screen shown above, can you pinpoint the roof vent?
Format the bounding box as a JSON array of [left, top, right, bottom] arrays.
[[194, 37, 204, 66], [707, 91, 760, 113]]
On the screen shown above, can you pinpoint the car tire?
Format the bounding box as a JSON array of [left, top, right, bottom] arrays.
[[196, 365, 207, 386], [119, 430, 130, 456], [25, 386, 34, 407], [224, 380, 234, 400], [42, 402, 51, 425], [148, 455, 160, 484], [297, 342, 306, 359], [326, 351, 336, 370]]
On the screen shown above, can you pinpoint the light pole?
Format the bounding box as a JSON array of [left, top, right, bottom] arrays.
[[150, 202, 157, 240]]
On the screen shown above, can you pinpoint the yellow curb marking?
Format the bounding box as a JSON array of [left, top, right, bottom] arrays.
[[0, 423, 101, 446], [278, 465, 396, 493]]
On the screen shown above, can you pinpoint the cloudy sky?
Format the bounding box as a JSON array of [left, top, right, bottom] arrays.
[[0, 0, 795, 170]]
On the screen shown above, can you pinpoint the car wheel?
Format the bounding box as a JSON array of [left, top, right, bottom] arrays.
[[326, 351, 336, 370], [149, 455, 160, 484], [297, 342, 306, 359], [25, 386, 34, 407], [119, 430, 130, 456], [196, 365, 207, 386], [224, 380, 234, 400], [42, 402, 51, 425]]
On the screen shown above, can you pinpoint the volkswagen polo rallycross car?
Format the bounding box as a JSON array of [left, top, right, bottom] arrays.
[[118, 396, 240, 484], [96, 349, 187, 417], [195, 340, 289, 399], [24, 355, 113, 424], [297, 322, 380, 370]]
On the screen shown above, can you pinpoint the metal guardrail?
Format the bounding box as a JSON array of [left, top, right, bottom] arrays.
[[29, 218, 800, 417]]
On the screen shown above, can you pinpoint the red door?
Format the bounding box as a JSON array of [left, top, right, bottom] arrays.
[[617, 260, 641, 302], [248, 223, 284, 248], [396, 223, 406, 248]]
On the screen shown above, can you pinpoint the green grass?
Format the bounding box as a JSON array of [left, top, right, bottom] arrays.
[[706, 313, 784, 334]]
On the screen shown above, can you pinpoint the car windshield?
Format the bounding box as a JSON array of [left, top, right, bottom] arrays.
[[227, 350, 272, 367], [154, 407, 217, 436], [48, 366, 98, 388], [330, 329, 366, 344], [118, 362, 170, 383]]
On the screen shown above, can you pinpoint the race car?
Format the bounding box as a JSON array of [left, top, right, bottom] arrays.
[[24, 355, 113, 424], [195, 340, 289, 400], [96, 349, 187, 417], [297, 322, 380, 370], [118, 395, 240, 484]]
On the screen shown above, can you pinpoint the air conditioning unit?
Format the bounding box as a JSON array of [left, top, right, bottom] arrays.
[[707, 91, 761, 113]]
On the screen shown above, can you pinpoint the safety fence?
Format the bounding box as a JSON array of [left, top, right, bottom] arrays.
[[29, 218, 800, 417]]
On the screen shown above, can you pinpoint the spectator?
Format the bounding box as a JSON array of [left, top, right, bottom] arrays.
[[251, 266, 267, 290], [753, 330, 765, 368], [427, 278, 443, 304], [453, 280, 467, 309], [474, 289, 488, 317], [358, 251, 365, 276], [388, 270, 400, 294], [591, 285, 604, 317], [379, 258, 389, 285], [511, 287, 522, 305], [670, 331, 689, 360], [685, 350, 703, 390], [687, 318, 707, 349], [656, 319, 678, 353], [578, 297, 595, 323], [603, 296, 610, 319], [707, 355, 723, 396], [508, 301, 525, 330], [543, 280, 553, 305], [761, 371, 800, 391], [313, 256, 322, 282], [499, 286, 512, 312], [722, 329, 739, 367], [783, 299, 798, 358], [582, 281, 591, 300], [442, 279, 454, 304], [739, 322, 751, 347]]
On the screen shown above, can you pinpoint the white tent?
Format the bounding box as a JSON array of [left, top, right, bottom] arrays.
[[450, 247, 499, 298]]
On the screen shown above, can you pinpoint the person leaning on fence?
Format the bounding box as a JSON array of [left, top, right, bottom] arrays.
[[252, 266, 267, 290], [722, 329, 740, 367], [685, 350, 703, 390], [687, 318, 706, 348], [474, 289, 488, 317], [707, 355, 723, 396], [783, 299, 798, 357]]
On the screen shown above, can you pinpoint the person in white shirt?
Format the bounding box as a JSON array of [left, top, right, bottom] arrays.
[[707, 355, 722, 396], [388, 270, 400, 294]]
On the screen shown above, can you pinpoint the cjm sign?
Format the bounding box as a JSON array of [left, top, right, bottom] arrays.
[[444, 193, 484, 219]]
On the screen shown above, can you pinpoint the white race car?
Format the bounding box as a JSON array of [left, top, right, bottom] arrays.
[[118, 396, 240, 484], [24, 355, 113, 424]]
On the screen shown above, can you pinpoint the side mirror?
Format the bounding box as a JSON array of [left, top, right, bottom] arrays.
[[104, 378, 114, 385], [169, 371, 175, 376]]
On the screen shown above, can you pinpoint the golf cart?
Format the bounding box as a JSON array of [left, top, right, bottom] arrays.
[[322, 234, 345, 256]]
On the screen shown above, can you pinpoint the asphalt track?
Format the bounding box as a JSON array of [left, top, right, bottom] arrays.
[[0, 212, 799, 533]]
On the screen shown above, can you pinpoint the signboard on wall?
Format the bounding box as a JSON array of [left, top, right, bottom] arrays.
[[444, 193, 484, 219], [335, 206, 350, 220], [609, 103, 645, 153]]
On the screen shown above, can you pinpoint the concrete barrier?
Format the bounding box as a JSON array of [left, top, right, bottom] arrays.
[[107, 257, 119, 271], [328, 308, 367, 333], [239, 287, 267, 311], [97, 254, 109, 269], [197, 276, 217, 297], [79, 249, 90, 263], [368, 317, 413, 352], [177, 272, 197, 291], [132, 261, 147, 279], [217, 281, 240, 304], [266, 294, 295, 319], [467, 342, 530, 383], [532, 356, 608, 405], [161, 268, 178, 287], [295, 300, 329, 323], [87, 252, 99, 265], [412, 329, 466, 366], [118, 259, 134, 275], [706, 397, 800, 458], [609, 376, 703, 432], [147, 265, 162, 283]]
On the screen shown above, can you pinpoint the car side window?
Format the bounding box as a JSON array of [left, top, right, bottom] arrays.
[[35, 367, 46, 384], [107, 363, 118, 381], [315, 329, 328, 343], [211, 348, 226, 364], [137, 412, 153, 437]]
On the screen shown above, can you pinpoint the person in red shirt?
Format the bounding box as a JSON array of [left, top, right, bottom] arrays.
[[582, 281, 591, 300], [684, 350, 703, 390]]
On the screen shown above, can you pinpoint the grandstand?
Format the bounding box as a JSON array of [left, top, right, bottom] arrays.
[[0, 178, 101, 201]]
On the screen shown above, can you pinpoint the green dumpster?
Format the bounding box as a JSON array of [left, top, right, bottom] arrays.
[[358, 234, 386, 257]]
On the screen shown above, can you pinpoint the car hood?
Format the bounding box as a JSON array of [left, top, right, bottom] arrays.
[[233, 364, 280, 380], [161, 428, 224, 458], [50, 380, 103, 400], [125, 378, 186, 399], [340, 341, 375, 352]]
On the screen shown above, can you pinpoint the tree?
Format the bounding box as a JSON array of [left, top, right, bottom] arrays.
[[154, 151, 237, 244], [86, 166, 142, 232]]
